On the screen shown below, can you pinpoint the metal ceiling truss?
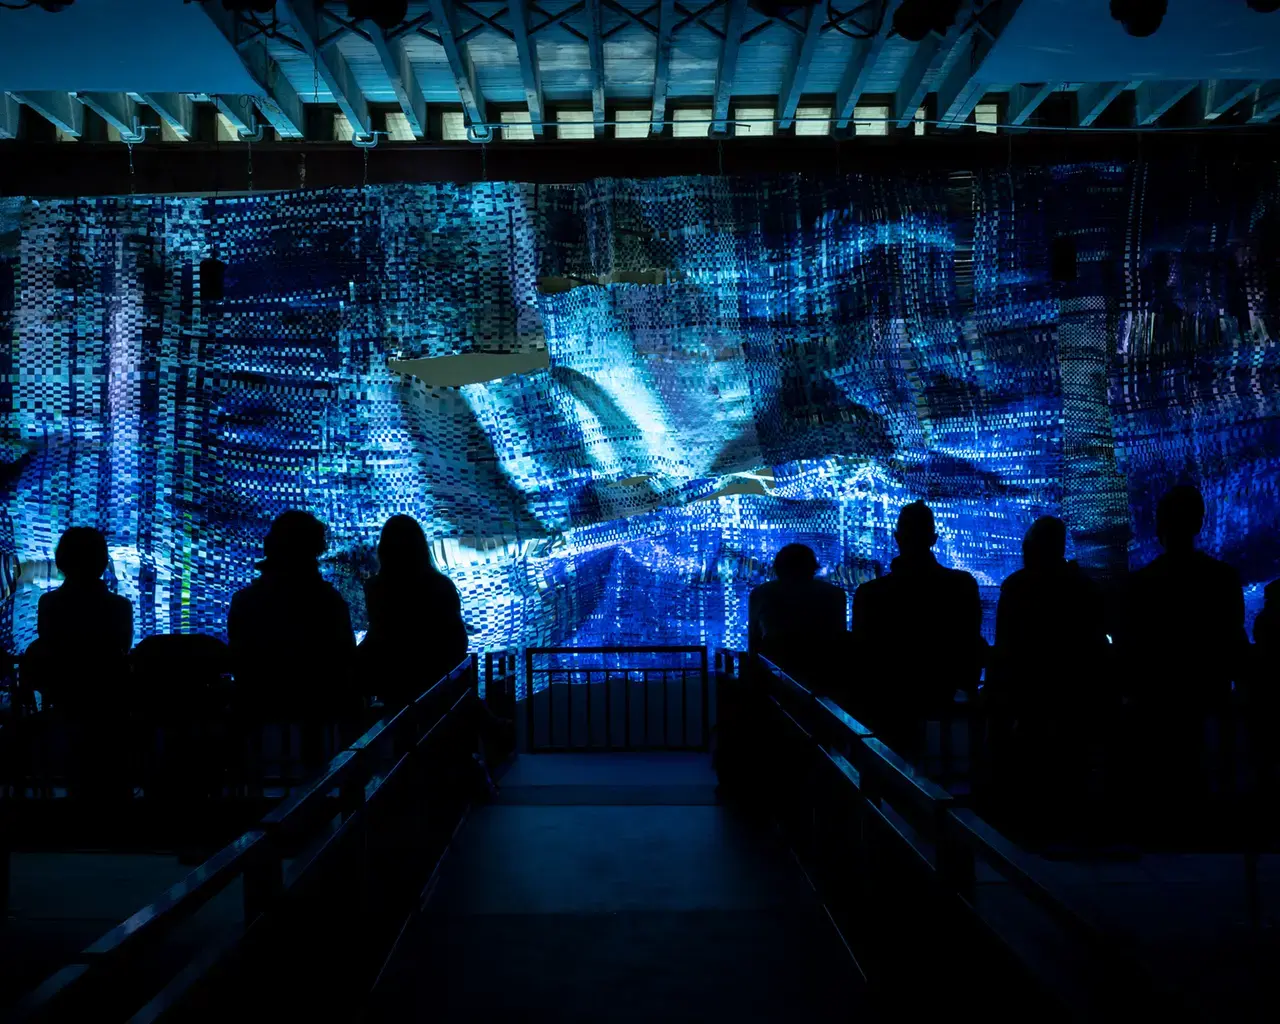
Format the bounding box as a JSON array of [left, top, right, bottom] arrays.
[[5, 2, 1277, 146]]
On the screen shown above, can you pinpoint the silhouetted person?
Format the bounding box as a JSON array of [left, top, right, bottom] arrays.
[[989, 517, 1108, 839], [851, 501, 983, 751], [748, 544, 847, 692], [31, 526, 133, 711], [26, 527, 133, 804], [1118, 486, 1246, 816], [228, 511, 357, 770], [361, 515, 468, 709]]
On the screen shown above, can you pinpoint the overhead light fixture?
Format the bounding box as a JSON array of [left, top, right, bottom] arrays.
[[347, 0, 409, 29], [893, 0, 962, 43], [1109, 0, 1167, 37]]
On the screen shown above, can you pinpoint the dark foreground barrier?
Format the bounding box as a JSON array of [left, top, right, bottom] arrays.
[[715, 651, 1176, 1021], [12, 657, 481, 1023]]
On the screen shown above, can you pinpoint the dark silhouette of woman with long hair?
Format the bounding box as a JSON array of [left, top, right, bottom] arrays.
[[361, 515, 468, 709]]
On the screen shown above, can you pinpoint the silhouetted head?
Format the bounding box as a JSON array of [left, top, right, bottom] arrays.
[[1022, 516, 1067, 572], [55, 527, 109, 584], [258, 510, 327, 573], [895, 501, 937, 557], [1156, 485, 1205, 553], [378, 514, 436, 577], [773, 543, 819, 583]]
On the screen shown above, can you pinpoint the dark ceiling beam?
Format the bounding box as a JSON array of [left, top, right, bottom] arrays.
[[651, 0, 675, 134], [141, 93, 195, 140], [200, 4, 305, 138], [426, 0, 488, 139], [0, 95, 19, 140], [586, 0, 606, 135], [776, 4, 825, 131], [1134, 80, 1195, 126], [1002, 82, 1056, 127], [893, 10, 971, 130], [367, 24, 427, 137], [509, 0, 546, 135], [12, 92, 83, 137], [277, 0, 370, 137], [833, 0, 899, 130], [710, 0, 750, 134], [1075, 81, 1126, 127], [5, 131, 1278, 197], [1249, 82, 1280, 124], [76, 93, 147, 142], [935, 0, 1025, 128], [1201, 80, 1263, 121]]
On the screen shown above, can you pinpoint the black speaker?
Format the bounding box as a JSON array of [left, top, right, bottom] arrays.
[[200, 257, 226, 302], [1050, 237, 1077, 282]]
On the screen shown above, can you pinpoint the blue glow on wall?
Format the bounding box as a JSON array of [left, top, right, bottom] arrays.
[[0, 164, 1277, 655]]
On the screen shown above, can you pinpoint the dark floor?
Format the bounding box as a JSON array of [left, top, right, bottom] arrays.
[[367, 753, 866, 1023]]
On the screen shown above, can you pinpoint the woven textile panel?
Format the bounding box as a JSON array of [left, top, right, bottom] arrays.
[[0, 163, 1276, 654]]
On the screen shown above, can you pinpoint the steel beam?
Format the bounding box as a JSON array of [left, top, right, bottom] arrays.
[[776, 4, 825, 131], [710, 0, 750, 134], [0, 94, 18, 140], [586, 0, 606, 135], [935, 0, 1025, 128], [278, 0, 370, 137], [14, 92, 84, 137], [1249, 82, 1280, 124], [509, 0, 545, 134], [200, 4, 305, 138], [426, 0, 488, 139], [141, 93, 195, 140], [833, 0, 900, 129], [651, 0, 675, 134], [76, 93, 146, 142], [1075, 81, 1126, 127], [1003, 82, 1055, 127], [368, 24, 427, 137], [1134, 80, 1195, 126], [1201, 79, 1262, 120]]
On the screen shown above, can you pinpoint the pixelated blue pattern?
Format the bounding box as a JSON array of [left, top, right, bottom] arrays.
[[0, 165, 1277, 655]]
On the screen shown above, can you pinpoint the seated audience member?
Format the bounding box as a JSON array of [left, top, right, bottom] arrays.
[[748, 543, 848, 692], [1117, 485, 1246, 804], [988, 516, 1108, 833], [361, 514, 468, 708], [228, 511, 357, 728], [31, 526, 133, 711], [851, 501, 983, 748]]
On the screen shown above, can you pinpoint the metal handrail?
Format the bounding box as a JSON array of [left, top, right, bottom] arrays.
[[13, 656, 479, 1022]]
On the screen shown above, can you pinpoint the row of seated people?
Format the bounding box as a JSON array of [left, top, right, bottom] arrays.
[[13, 512, 470, 794], [748, 486, 1276, 836]]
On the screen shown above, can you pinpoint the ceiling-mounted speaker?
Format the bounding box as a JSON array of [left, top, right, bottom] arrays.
[[1247, 1, 1280, 13], [346, 0, 410, 29], [200, 257, 226, 302], [748, 0, 820, 17], [1110, 0, 1167, 37], [893, 0, 962, 42], [1050, 237, 1077, 283]]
